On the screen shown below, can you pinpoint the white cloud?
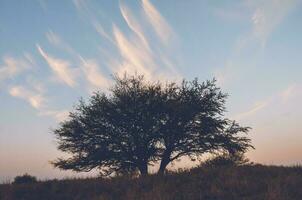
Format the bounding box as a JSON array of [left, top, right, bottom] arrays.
[[93, 22, 115, 44], [9, 82, 70, 121], [9, 82, 71, 121], [45, 30, 77, 57], [110, 1, 180, 82], [232, 82, 302, 121], [79, 57, 109, 90], [70, 0, 179, 81], [73, 0, 89, 13], [120, 2, 149, 49], [46, 30, 62, 47], [0, 55, 32, 82], [212, 4, 247, 22], [280, 84, 300, 102], [212, 0, 299, 87], [112, 25, 155, 79], [44, 30, 110, 91], [9, 86, 45, 109], [141, 0, 174, 45], [250, 0, 298, 47], [233, 100, 269, 121], [37, 45, 77, 87], [213, 60, 239, 87], [38, 110, 70, 122]]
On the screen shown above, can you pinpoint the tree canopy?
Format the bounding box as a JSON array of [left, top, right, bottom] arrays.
[[52, 75, 253, 176]]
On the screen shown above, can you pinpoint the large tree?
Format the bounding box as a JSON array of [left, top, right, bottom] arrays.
[[52, 75, 253, 176]]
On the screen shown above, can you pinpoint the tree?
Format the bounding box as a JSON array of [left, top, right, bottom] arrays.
[[201, 152, 251, 168], [156, 79, 252, 174], [13, 174, 37, 184], [53, 75, 163, 176], [52, 74, 253, 176]]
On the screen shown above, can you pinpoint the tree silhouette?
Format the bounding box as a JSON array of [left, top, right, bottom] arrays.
[[52, 75, 253, 176], [156, 79, 252, 174]]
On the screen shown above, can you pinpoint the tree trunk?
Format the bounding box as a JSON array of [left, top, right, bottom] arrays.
[[139, 163, 148, 176], [158, 153, 170, 175]]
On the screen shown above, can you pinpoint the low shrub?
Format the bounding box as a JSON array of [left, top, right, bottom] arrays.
[[12, 174, 37, 185], [201, 152, 251, 167]]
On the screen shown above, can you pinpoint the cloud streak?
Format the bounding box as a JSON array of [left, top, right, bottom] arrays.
[[250, 0, 298, 47], [79, 57, 109, 90], [120, 2, 149, 49], [232, 82, 302, 121], [233, 101, 269, 121], [71, 0, 180, 82], [9, 86, 45, 109], [37, 45, 77, 87], [44, 30, 109, 91], [108, 1, 180, 81], [112, 25, 155, 79], [9, 82, 70, 121], [0, 56, 32, 82], [46, 30, 76, 55], [38, 110, 70, 121], [213, 0, 299, 87], [142, 0, 174, 45], [280, 83, 301, 103]]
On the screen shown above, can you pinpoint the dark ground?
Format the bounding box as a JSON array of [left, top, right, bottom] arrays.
[[1, 164, 302, 200]]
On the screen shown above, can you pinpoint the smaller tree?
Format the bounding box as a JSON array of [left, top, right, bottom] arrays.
[[156, 79, 253, 174], [13, 174, 37, 184], [201, 152, 251, 168]]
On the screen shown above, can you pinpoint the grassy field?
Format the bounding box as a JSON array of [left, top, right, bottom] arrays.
[[1, 164, 302, 200]]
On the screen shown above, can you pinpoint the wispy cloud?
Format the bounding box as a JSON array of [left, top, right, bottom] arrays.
[[141, 0, 174, 45], [212, 3, 247, 22], [37, 0, 47, 11], [232, 82, 302, 121], [79, 57, 109, 90], [9, 80, 70, 121], [214, 0, 299, 56], [213, 61, 235, 86], [73, 0, 89, 14], [45, 30, 76, 55], [280, 83, 301, 103], [234, 0, 299, 50], [9, 80, 71, 121], [112, 25, 155, 79], [37, 45, 77, 87], [45, 30, 62, 47], [72, 0, 111, 44], [71, 0, 179, 81], [9, 86, 45, 109], [38, 110, 70, 121], [44, 30, 110, 91], [213, 0, 299, 87], [233, 100, 269, 121], [93, 22, 115, 44], [120, 2, 149, 49], [109, 1, 180, 81], [250, 0, 298, 47], [0, 55, 33, 82]]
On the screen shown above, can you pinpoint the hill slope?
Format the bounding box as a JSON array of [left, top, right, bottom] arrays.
[[1, 165, 302, 200]]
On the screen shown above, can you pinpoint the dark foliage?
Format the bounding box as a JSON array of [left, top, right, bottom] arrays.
[[201, 152, 251, 167], [12, 174, 37, 185], [52, 74, 253, 176], [1, 165, 302, 200]]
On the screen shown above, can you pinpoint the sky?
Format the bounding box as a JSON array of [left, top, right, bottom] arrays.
[[0, 0, 302, 181]]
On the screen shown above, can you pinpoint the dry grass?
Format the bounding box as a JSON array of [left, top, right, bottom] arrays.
[[1, 164, 302, 200]]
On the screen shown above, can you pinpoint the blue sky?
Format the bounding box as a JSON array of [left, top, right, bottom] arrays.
[[1, 0, 302, 181]]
